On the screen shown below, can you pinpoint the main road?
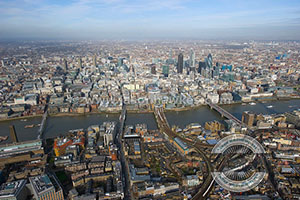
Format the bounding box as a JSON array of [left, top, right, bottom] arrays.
[[116, 105, 133, 200]]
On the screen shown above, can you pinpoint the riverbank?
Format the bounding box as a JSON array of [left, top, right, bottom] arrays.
[[0, 114, 42, 122], [49, 112, 119, 117], [0, 99, 299, 142], [1, 96, 299, 122]]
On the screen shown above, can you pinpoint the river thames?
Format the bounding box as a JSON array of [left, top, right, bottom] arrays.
[[0, 99, 299, 143]]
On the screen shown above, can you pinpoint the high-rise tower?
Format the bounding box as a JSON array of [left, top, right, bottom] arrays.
[[169, 49, 173, 60], [190, 49, 195, 69], [207, 53, 213, 69], [93, 55, 97, 67], [78, 57, 82, 68], [198, 61, 206, 74], [162, 65, 169, 77], [62, 58, 68, 72], [177, 53, 183, 74]]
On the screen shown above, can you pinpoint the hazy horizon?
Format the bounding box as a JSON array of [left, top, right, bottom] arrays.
[[1, 0, 300, 40]]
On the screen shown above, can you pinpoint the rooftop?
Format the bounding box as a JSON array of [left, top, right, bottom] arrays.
[[174, 137, 189, 150], [29, 174, 61, 196], [0, 179, 26, 198], [30, 174, 54, 195]]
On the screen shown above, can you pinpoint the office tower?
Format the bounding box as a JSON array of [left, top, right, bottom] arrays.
[[177, 53, 183, 74], [78, 57, 82, 68], [9, 125, 18, 143], [221, 65, 233, 71], [212, 68, 219, 78], [151, 65, 156, 74], [169, 49, 173, 60], [242, 111, 255, 127], [62, 58, 68, 72], [205, 57, 208, 68], [93, 55, 97, 67], [214, 64, 220, 77], [207, 53, 213, 69], [189, 49, 195, 69], [186, 66, 190, 75], [198, 61, 206, 74], [166, 49, 174, 64], [162, 65, 169, 77], [118, 58, 124, 67], [30, 174, 64, 200], [190, 66, 195, 73]]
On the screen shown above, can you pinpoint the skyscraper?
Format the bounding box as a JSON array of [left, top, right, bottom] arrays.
[[198, 61, 206, 74], [177, 53, 183, 74], [207, 53, 213, 69], [9, 125, 18, 143], [62, 58, 68, 72], [213, 62, 220, 77], [93, 55, 97, 67], [189, 49, 195, 69], [78, 57, 82, 68], [118, 58, 124, 67], [169, 49, 173, 60], [166, 49, 174, 64], [162, 65, 169, 77]]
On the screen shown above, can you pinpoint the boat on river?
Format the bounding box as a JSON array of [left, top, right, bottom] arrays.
[[0, 136, 8, 142], [25, 124, 34, 128]]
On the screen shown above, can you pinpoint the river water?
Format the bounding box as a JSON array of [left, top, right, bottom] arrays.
[[0, 100, 299, 143]]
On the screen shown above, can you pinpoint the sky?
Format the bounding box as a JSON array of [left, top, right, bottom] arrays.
[[0, 0, 300, 40]]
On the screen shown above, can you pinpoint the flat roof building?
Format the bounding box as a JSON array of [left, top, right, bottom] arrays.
[[0, 140, 44, 167], [173, 137, 189, 155], [29, 174, 63, 200], [0, 179, 27, 200]]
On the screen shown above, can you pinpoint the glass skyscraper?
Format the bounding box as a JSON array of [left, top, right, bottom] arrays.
[[198, 61, 206, 74], [162, 65, 169, 77], [177, 53, 183, 74], [207, 53, 213, 69], [189, 49, 195, 69]]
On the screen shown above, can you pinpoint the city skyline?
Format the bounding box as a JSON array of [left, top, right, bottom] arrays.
[[1, 0, 300, 40], [0, 35, 300, 199]]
